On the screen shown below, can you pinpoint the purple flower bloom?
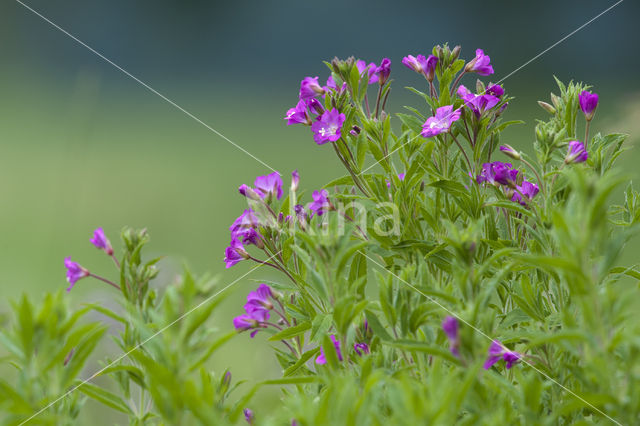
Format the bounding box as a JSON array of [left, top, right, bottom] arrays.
[[457, 85, 500, 118], [254, 172, 283, 200], [230, 209, 260, 241], [299, 76, 325, 100], [579, 90, 598, 121], [233, 307, 269, 338], [511, 180, 540, 206], [402, 54, 438, 81], [442, 316, 460, 356], [376, 58, 391, 85], [483, 340, 522, 370], [309, 189, 331, 216], [285, 100, 311, 125], [486, 84, 504, 98], [245, 284, 274, 312], [243, 408, 254, 424], [465, 49, 494, 76], [224, 239, 247, 269], [477, 162, 518, 187], [64, 257, 89, 292], [402, 54, 428, 74], [316, 335, 343, 364], [565, 140, 588, 164], [356, 60, 379, 84], [492, 162, 518, 187], [311, 108, 346, 145], [354, 342, 370, 356], [90, 227, 113, 255], [307, 98, 325, 115], [421, 105, 461, 138]]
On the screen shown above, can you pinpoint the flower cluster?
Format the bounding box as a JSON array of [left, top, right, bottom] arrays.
[[477, 161, 539, 206], [286, 58, 391, 144]]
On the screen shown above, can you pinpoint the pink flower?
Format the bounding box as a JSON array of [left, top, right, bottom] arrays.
[[421, 105, 461, 137]]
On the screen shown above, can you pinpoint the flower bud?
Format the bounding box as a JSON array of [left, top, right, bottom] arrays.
[[564, 140, 588, 164], [450, 45, 461, 62], [239, 184, 262, 201], [579, 90, 598, 121], [499, 144, 521, 161], [538, 101, 556, 114], [550, 92, 561, 108], [291, 169, 300, 192]]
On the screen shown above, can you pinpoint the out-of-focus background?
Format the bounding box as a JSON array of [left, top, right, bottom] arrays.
[[1, 0, 639, 422]]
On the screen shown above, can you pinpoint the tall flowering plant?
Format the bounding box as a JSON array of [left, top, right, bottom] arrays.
[[2, 44, 640, 426]]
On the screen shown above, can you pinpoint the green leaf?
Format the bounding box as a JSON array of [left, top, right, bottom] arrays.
[[77, 382, 133, 414], [364, 310, 393, 341], [268, 321, 311, 341], [284, 348, 320, 376], [385, 339, 460, 364]]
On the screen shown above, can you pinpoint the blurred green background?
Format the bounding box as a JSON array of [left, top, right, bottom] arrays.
[[1, 0, 639, 422]]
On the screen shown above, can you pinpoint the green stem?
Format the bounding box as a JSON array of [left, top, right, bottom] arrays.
[[584, 120, 591, 150]]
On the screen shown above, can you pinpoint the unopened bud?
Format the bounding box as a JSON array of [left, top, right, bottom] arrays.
[[450, 45, 461, 61], [538, 101, 556, 114], [291, 169, 300, 192], [476, 79, 485, 94], [499, 144, 521, 161], [239, 184, 262, 201], [550, 92, 561, 108]]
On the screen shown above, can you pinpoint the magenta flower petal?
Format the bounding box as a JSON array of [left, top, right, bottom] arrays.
[[354, 342, 370, 356], [299, 76, 324, 100], [486, 84, 504, 98], [224, 239, 247, 268], [316, 334, 343, 364], [565, 140, 588, 164], [90, 227, 113, 255], [254, 172, 283, 200], [356, 60, 379, 85], [311, 108, 346, 145], [376, 58, 391, 85], [579, 90, 598, 120], [511, 180, 539, 206], [285, 100, 311, 125], [64, 257, 89, 292], [466, 49, 494, 76], [503, 351, 522, 369], [309, 189, 331, 216], [421, 105, 461, 137]]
